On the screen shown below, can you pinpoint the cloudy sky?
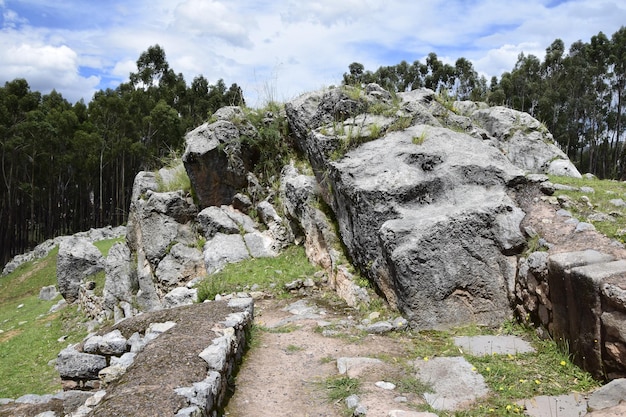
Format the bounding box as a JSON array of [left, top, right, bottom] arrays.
[[1, 0, 625, 107]]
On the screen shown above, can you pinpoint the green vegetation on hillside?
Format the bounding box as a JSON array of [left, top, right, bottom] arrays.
[[196, 245, 319, 302], [0, 238, 121, 398]]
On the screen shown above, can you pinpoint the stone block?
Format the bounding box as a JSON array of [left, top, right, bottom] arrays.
[[57, 346, 107, 380]]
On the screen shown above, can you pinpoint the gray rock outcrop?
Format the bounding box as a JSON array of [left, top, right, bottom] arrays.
[[469, 105, 580, 177], [182, 106, 258, 208], [286, 85, 533, 329], [57, 237, 105, 303], [124, 188, 200, 312], [280, 164, 369, 307]]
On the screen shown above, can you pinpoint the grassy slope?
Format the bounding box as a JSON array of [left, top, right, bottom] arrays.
[[0, 238, 122, 398], [1, 171, 618, 407]]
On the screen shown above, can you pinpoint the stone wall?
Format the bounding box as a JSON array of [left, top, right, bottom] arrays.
[[54, 298, 254, 416], [516, 249, 626, 380]]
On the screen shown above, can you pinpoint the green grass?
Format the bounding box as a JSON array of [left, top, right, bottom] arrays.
[[0, 238, 122, 398], [195, 245, 320, 302], [324, 375, 361, 402], [395, 321, 601, 416], [548, 175, 626, 242]]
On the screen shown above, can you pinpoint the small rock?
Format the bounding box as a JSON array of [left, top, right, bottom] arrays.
[[39, 285, 59, 301], [375, 381, 396, 390], [353, 404, 367, 416], [610, 199, 626, 207], [284, 279, 303, 291], [556, 209, 572, 218], [364, 321, 394, 334], [368, 312, 381, 320], [588, 378, 626, 411], [580, 186, 595, 194], [394, 396, 408, 403], [17, 304, 24, 309], [345, 394, 360, 409], [392, 317, 408, 330], [575, 222, 596, 233]]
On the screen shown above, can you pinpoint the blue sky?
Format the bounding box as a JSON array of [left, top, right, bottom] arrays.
[[1, 0, 625, 106]]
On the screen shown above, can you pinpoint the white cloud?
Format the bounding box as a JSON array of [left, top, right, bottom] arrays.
[[1, 0, 625, 105], [171, 0, 254, 48], [0, 37, 100, 101]]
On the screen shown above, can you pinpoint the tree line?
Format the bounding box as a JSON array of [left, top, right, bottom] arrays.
[[0, 45, 243, 265], [344, 27, 626, 179], [2, 28, 625, 267]]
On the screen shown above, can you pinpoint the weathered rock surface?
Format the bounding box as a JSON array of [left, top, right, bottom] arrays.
[[57, 237, 105, 303], [2, 226, 125, 276], [280, 164, 370, 307], [286, 85, 529, 328], [103, 242, 138, 321], [182, 106, 258, 208], [470, 105, 580, 177]]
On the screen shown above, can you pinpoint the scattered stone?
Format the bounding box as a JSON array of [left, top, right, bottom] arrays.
[[553, 184, 579, 191], [588, 212, 616, 223], [337, 357, 383, 378], [521, 393, 587, 417], [33, 411, 56, 417], [556, 209, 573, 218], [364, 321, 394, 334], [49, 299, 67, 313], [345, 394, 360, 409], [547, 159, 582, 178], [144, 321, 177, 342], [163, 287, 198, 308], [110, 352, 136, 368], [83, 330, 127, 356], [392, 317, 408, 330], [56, 345, 107, 380], [575, 222, 596, 232], [375, 381, 396, 390], [610, 199, 626, 208], [284, 279, 303, 291], [580, 186, 596, 194], [39, 285, 59, 301], [353, 404, 367, 416], [453, 335, 535, 356], [588, 378, 626, 411], [99, 364, 127, 386], [15, 393, 54, 404], [414, 356, 489, 411], [57, 237, 105, 303]]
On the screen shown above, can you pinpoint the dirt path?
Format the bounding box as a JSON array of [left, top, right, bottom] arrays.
[[224, 296, 422, 417]]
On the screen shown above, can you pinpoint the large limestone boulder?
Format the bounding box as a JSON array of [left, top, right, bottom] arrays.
[[57, 237, 105, 303], [122, 183, 200, 313], [182, 106, 258, 208], [286, 85, 530, 329], [470, 106, 581, 177], [126, 189, 198, 266]]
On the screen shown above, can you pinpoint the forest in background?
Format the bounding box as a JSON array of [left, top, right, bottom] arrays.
[[1, 27, 625, 267], [0, 45, 243, 265]]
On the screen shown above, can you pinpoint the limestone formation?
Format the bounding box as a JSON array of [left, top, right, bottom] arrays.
[[286, 85, 528, 328], [57, 237, 105, 303], [182, 106, 258, 208]]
